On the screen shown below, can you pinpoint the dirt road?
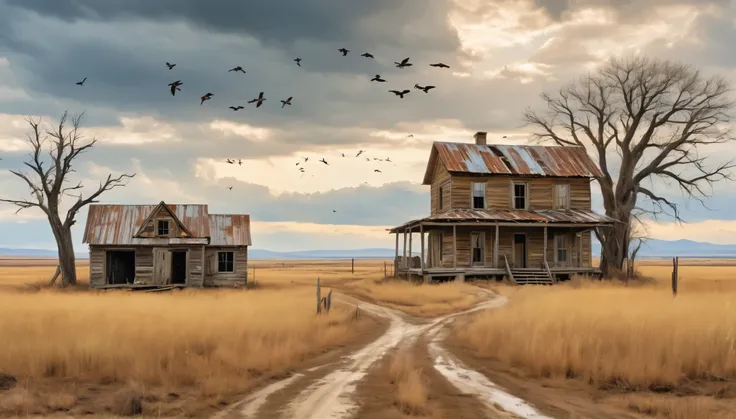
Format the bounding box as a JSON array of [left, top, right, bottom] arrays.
[[213, 291, 550, 419]]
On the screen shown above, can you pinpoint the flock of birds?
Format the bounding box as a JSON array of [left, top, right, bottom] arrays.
[[73, 48, 452, 208]]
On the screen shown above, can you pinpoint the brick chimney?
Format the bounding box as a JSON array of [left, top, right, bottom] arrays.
[[473, 131, 487, 145]]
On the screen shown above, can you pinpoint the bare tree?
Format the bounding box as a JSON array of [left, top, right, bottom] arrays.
[[0, 111, 135, 286], [524, 56, 735, 275]]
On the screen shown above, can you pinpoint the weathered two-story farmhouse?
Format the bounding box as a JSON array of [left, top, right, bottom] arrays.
[[391, 132, 616, 284], [83, 201, 251, 288]]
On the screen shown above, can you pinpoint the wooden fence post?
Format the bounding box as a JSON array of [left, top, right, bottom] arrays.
[[384, 261, 387, 277], [326, 290, 332, 313], [316, 277, 322, 314], [671, 257, 679, 296], [351, 258, 355, 274]]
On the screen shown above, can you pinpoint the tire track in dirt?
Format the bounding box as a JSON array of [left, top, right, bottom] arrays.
[[214, 291, 550, 419]]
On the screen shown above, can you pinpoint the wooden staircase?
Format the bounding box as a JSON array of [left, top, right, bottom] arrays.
[[510, 269, 555, 285]]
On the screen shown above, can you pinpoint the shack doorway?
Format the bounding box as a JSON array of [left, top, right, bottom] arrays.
[[171, 251, 187, 284], [106, 251, 135, 285]]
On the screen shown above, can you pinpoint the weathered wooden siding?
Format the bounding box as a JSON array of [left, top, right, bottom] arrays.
[[204, 246, 248, 286], [137, 206, 189, 238], [449, 176, 592, 210], [89, 245, 207, 287], [430, 160, 451, 214], [422, 226, 593, 270]]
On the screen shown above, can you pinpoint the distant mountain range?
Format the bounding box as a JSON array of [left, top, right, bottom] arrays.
[[1, 239, 735, 260]]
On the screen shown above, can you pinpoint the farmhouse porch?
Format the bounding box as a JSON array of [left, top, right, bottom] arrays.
[[389, 209, 616, 284]]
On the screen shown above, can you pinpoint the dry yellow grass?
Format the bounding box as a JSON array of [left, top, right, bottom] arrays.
[[343, 278, 482, 317], [388, 351, 428, 416]]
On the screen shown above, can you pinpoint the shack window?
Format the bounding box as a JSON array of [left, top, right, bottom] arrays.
[[471, 232, 484, 266], [513, 182, 527, 210], [555, 184, 570, 209], [218, 251, 234, 272], [555, 234, 569, 263], [438, 186, 444, 210], [157, 220, 170, 236], [472, 182, 486, 209]]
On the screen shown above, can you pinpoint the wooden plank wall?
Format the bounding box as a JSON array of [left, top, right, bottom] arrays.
[[204, 246, 248, 286], [449, 176, 591, 210], [89, 246, 208, 287], [430, 160, 452, 214], [423, 227, 593, 269]]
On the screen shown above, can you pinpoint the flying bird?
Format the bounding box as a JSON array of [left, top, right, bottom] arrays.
[[338, 48, 350, 56], [294, 57, 302, 67], [281, 96, 293, 108], [430, 63, 450, 68], [333, 209, 337, 213], [370, 75, 386, 82], [389, 89, 411, 99], [386, 157, 391, 162], [228, 66, 246, 73], [374, 169, 382, 173], [407, 134, 414, 138], [414, 84, 436, 93], [238, 159, 242, 165], [201, 93, 213, 105], [319, 158, 329, 165], [342, 153, 345, 157], [76, 77, 87, 86], [229, 105, 244, 111], [356, 150, 364, 157], [503, 135, 508, 138], [366, 158, 370, 162], [226, 159, 234, 164], [166, 62, 176, 70], [394, 57, 412, 68], [303, 157, 309, 162], [228, 186, 233, 190], [248, 92, 266, 108], [168, 80, 183, 96], [361, 53, 375, 59]]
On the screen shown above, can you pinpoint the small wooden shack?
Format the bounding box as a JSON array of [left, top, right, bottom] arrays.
[[390, 132, 617, 284], [82, 201, 251, 288]]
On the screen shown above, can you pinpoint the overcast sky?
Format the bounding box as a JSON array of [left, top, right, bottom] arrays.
[[2, 0, 736, 252]]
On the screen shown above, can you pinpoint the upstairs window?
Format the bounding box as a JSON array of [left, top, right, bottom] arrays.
[[513, 182, 527, 210], [472, 182, 486, 209], [438, 185, 444, 210], [157, 220, 170, 236], [218, 251, 234, 273], [555, 184, 570, 209]]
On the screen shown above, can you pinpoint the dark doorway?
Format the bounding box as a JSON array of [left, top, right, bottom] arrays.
[[513, 233, 527, 268], [106, 251, 135, 284], [171, 251, 187, 284]]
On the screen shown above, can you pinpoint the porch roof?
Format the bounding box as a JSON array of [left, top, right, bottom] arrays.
[[388, 208, 617, 233]]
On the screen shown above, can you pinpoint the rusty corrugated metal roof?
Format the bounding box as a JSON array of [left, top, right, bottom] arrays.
[[389, 208, 617, 232], [423, 142, 603, 184], [209, 214, 252, 246], [83, 203, 251, 246]]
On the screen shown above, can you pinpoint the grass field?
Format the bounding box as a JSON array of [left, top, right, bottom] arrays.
[[454, 261, 736, 419], [0, 258, 480, 416]]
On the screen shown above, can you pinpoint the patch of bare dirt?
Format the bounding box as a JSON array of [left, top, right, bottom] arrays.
[[354, 338, 515, 419]]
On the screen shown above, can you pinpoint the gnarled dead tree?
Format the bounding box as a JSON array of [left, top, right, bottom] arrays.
[[524, 56, 735, 276], [0, 111, 135, 286]]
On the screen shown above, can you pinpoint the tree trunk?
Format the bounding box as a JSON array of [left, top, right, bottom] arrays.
[[49, 217, 77, 287], [599, 212, 630, 277]]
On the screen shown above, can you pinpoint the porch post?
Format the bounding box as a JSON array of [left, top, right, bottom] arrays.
[[394, 232, 399, 277], [578, 233, 583, 268], [452, 225, 457, 268], [403, 229, 407, 269], [408, 227, 413, 268], [543, 225, 548, 268], [420, 224, 425, 269], [494, 224, 499, 268]]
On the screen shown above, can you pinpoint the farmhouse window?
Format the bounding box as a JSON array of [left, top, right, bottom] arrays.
[[555, 184, 570, 209], [472, 182, 486, 209], [157, 220, 170, 236], [218, 251, 234, 272], [555, 234, 569, 264], [438, 186, 444, 210], [513, 182, 527, 210]]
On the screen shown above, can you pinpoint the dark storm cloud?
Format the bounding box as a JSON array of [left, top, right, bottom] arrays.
[[3, 0, 461, 55]]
